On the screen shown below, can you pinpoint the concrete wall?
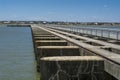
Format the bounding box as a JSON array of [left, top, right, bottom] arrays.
[[105, 60, 120, 80], [40, 56, 104, 80]]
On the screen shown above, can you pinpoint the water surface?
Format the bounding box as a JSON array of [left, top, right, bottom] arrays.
[[0, 26, 39, 80]]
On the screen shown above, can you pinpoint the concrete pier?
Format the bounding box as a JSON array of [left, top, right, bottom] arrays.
[[40, 56, 105, 80], [31, 25, 119, 80]]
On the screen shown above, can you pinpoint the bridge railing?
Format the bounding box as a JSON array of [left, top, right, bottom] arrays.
[[49, 26, 120, 40]]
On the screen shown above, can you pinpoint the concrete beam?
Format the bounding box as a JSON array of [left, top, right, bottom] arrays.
[[35, 40, 68, 46], [34, 37, 61, 40], [34, 35, 55, 37], [33, 31, 51, 34], [33, 32, 51, 35], [37, 46, 80, 58]]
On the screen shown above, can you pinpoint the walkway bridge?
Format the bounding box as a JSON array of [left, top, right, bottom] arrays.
[[31, 24, 120, 80]]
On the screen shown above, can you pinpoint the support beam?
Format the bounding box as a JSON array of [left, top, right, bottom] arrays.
[[37, 46, 80, 58], [34, 37, 61, 40], [35, 40, 68, 46], [34, 35, 55, 37]]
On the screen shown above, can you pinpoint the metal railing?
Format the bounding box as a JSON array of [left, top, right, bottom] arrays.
[[49, 26, 120, 40]]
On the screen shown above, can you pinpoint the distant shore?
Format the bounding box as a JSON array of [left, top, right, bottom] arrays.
[[0, 21, 120, 27]]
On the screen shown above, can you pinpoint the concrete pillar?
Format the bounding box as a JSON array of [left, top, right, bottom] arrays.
[[105, 60, 120, 80], [40, 56, 104, 80], [79, 48, 84, 56]]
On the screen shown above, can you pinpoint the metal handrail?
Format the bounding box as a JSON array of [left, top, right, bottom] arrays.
[[50, 26, 120, 40]]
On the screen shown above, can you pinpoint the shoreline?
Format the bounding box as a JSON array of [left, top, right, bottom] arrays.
[[0, 23, 120, 27]]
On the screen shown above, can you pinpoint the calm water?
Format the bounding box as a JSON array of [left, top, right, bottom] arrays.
[[0, 26, 39, 80]]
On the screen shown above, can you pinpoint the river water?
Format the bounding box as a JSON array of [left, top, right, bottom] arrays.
[[0, 26, 39, 80]]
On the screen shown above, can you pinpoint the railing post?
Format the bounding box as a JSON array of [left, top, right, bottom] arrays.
[[108, 31, 110, 39], [91, 29, 92, 35], [101, 30, 103, 37], [96, 29, 97, 36], [117, 31, 119, 40]]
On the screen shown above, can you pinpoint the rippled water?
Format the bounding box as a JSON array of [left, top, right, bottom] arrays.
[[0, 26, 39, 80]]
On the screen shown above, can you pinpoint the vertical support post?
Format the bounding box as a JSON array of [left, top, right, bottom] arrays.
[[101, 30, 103, 38], [95, 29, 97, 37], [108, 31, 110, 39], [117, 31, 119, 40]]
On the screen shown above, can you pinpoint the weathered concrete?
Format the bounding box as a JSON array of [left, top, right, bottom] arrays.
[[105, 60, 120, 80], [31, 25, 119, 80], [34, 40, 68, 60], [40, 56, 106, 80], [37, 46, 80, 58], [101, 47, 120, 54], [33, 31, 51, 35], [35, 40, 68, 46], [34, 35, 55, 37], [36, 46, 80, 72], [37, 26, 120, 65], [47, 27, 120, 50], [34, 37, 61, 40], [84, 41, 104, 46], [79, 47, 97, 56], [32, 30, 52, 33]]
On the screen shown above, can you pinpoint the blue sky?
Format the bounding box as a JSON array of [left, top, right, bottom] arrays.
[[0, 0, 120, 22]]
